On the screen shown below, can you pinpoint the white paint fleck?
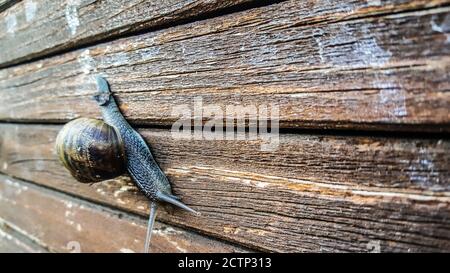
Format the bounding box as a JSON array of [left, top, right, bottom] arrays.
[[113, 185, 134, 197], [4, 179, 28, 193], [0, 228, 13, 240], [431, 20, 444, 33], [406, 149, 442, 190], [288, 93, 309, 98], [65, 0, 80, 36], [120, 248, 135, 253], [367, 0, 381, 6], [172, 168, 190, 174], [373, 74, 407, 119], [95, 188, 106, 195], [152, 227, 187, 252], [314, 28, 325, 63], [318, 23, 406, 119], [114, 52, 129, 65], [242, 179, 251, 185], [65, 201, 73, 208], [76, 223, 82, 232], [169, 240, 188, 253], [2, 162, 7, 170], [139, 47, 160, 60], [255, 182, 268, 188], [78, 49, 97, 74], [431, 15, 450, 44], [355, 37, 392, 66], [25, 0, 38, 22], [316, 24, 392, 67], [5, 14, 17, 34], [153, 227, 182, 236]]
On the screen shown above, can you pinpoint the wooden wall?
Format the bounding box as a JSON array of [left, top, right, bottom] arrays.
[[0, 0, 449, 252]]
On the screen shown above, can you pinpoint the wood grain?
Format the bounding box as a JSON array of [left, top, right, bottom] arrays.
[[0, 219, 47, 253], [0, 0, 255, 67], [0, 174, 247, 253], [0, 1, 450, 132], [0, 123, 448, 252]]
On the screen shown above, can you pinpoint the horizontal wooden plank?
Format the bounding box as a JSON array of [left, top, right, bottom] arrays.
[[0, 175, 247, 253], [0, 219, 47, 253], [0, 0, 254, 67], [0, 123, 448, 252], [0, 0, 449, 132], [0, 234, 32, 253]]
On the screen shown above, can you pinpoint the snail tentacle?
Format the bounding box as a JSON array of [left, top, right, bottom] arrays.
[[144, 201, 158, 253], [157, 192, 199, 215]]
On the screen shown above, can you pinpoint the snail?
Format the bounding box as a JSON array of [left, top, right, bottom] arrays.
[[55, 118, 126, 183], [56, 76, 198, 252]]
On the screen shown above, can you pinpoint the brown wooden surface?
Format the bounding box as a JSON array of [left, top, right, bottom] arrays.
[[0, 123, 448, 252], [0, 175, 247, 253], [0, 0, 255, 67], [0, 219, 47, 253], [0, 234, 33, 253], [0, 232, 43, 253], [0, 0, 449, 132], [1, 0, 449, 253]]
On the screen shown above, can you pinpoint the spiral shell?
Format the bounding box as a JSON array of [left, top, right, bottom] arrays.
[[55, 118, 126, 183]]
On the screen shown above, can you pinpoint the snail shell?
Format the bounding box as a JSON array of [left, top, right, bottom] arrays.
[[55, 118, 126, 183]]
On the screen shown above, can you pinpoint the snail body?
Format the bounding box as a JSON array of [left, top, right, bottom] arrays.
[[56, 77, 196, 213]]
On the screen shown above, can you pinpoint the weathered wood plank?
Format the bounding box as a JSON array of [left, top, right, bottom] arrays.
[[0, 175, 247, 253], [0, 219, 47, 253], [0, 235, 32, 253], [0, 123, 448, 252], [0, 232, 41, 253], [0, 0, 255, 67], [1, 0, 449, 132]]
